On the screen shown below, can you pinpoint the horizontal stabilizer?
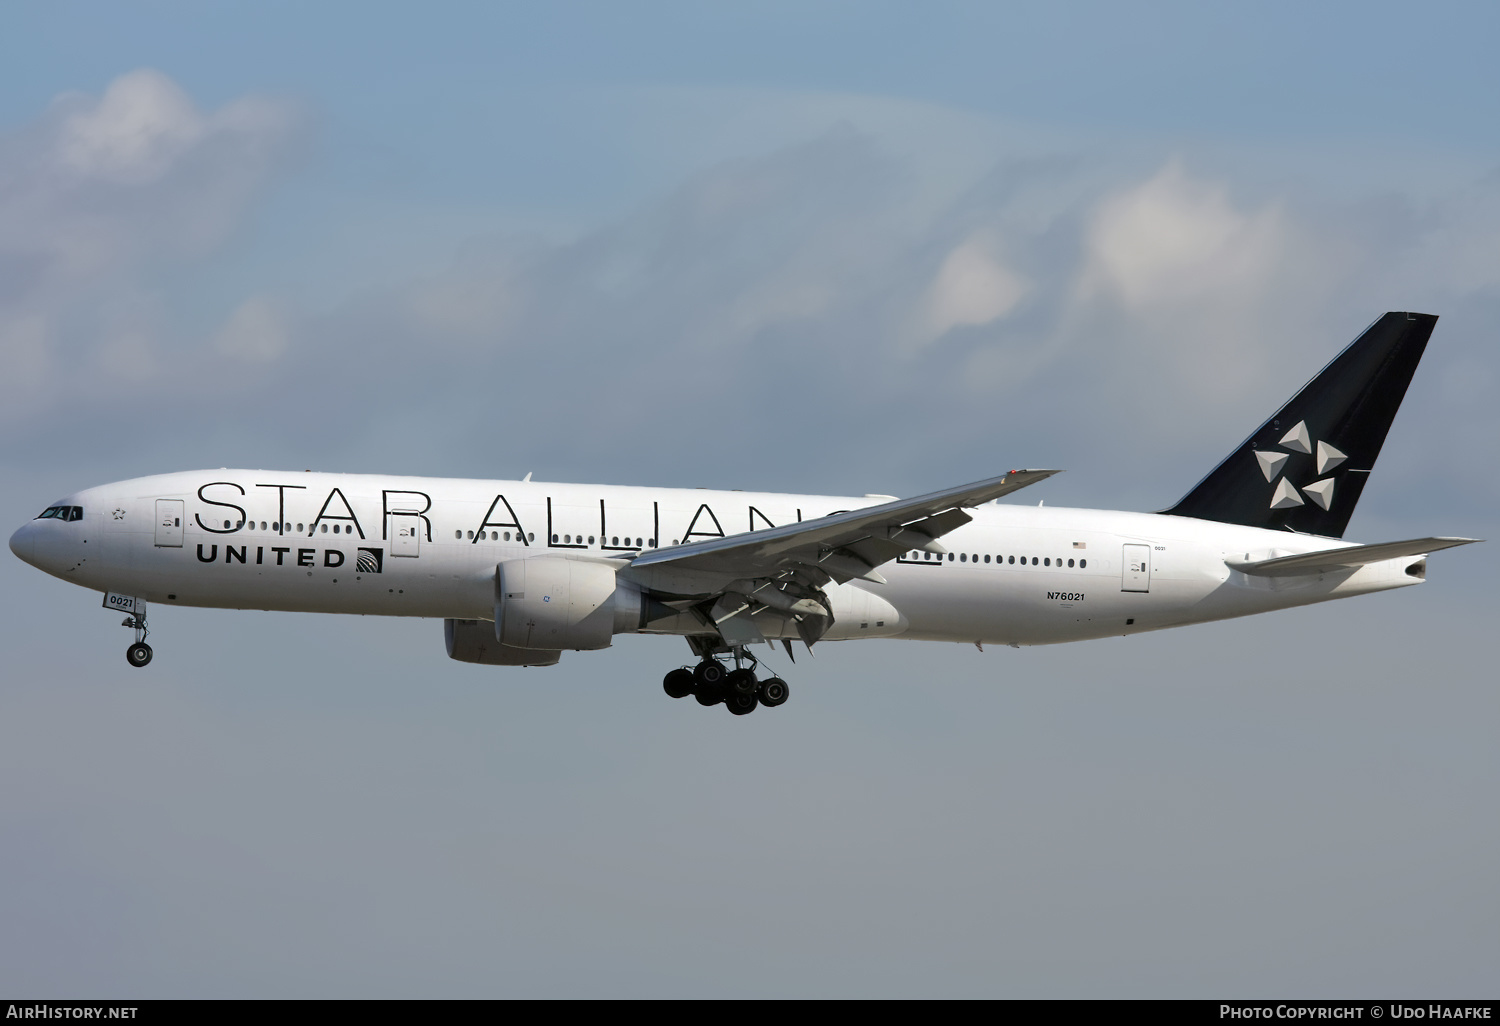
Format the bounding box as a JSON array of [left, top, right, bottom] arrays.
[[1226, 536, 1480, 577]]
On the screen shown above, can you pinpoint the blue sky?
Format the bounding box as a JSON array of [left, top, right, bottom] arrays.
[[1, 2, 1497, 997]]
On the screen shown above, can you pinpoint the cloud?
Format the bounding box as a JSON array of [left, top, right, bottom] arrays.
[[909, 235, 1030, 349], [1081, 159, 1288, 312], [54, 69, 211, 187], [3, 90, 1496, 525], [0, 69, 299, 418]]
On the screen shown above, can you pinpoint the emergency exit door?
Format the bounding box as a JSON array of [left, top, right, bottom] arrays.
[[155, 499, 184, 547], [1121, 543, 1151, 593]]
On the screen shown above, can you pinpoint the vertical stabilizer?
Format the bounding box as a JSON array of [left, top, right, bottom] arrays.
[[1159, 312, 1437, 538]]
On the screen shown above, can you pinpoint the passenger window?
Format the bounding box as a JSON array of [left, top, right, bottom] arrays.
[[1080, 559, 1087, 568], [1032, 557, 1038, 565], [1068, 558, 1074, 567], [984, 555, 990, 563]]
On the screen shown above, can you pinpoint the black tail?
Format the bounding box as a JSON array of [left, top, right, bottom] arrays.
[[1160, 312, 1437, 538]]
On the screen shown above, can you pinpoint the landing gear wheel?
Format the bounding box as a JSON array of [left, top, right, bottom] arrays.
[[726, 668, 758, 697], [126, 642, 153, 668], [725, 691, 758, 716], [693, 686, 724, 707], [663, 668, 694, 699], [758, 677, 789, 707], [692, 660, 727, 688]]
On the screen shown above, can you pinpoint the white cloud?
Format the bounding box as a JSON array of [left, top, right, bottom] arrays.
[[0, 69, 299, 418], [1081, 160, 1287, 313], [912, 236, 1029, 348], [54, 69, 208, 186]]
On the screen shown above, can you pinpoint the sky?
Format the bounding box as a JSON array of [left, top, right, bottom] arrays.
[[1, 1, 1496, 998]]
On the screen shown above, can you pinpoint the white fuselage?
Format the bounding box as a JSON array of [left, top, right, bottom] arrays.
[[10, 469, 1424, 649]]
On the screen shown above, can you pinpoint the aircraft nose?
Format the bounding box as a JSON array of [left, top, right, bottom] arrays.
[[9, 522, 36, 566]]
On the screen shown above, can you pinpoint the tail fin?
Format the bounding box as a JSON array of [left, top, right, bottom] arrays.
[[1160, 312, 1437, 538]]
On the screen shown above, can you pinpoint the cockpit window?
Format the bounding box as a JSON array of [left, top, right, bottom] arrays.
[[35, 506, 83, 521]]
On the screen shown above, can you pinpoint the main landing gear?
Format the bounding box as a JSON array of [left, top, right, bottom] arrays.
[[662, 646, 789, 716], [122, 601, 152, 668]]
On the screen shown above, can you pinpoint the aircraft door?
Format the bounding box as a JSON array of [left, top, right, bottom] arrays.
[[390, 513, 423, 557], [155, 499, 184, 547], [1121, 543, 1151, 593]]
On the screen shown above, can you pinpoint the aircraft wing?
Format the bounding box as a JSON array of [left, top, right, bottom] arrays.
[[626, 469, 1059, 585], [1225, 536, 1480, 577]]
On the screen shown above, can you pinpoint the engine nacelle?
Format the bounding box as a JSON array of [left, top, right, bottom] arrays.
[[496, 556, 641, 651], [445, 618, 560, 666]]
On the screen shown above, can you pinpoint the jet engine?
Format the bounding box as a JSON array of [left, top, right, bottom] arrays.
[[444, 618, 560, 666], [496, 556, 645, 651]]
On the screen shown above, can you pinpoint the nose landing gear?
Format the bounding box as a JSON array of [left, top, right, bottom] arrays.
[[660, 644, 791, 716], [121, 600, 152, 667]]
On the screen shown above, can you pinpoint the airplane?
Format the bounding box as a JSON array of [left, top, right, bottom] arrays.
[[8, 312, 1479, 715]]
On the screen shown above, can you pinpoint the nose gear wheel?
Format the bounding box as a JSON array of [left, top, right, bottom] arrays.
[[120, 603, 153, 668]]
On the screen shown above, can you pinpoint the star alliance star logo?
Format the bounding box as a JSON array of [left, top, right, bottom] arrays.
[[1253, 420, 1346, 511]]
